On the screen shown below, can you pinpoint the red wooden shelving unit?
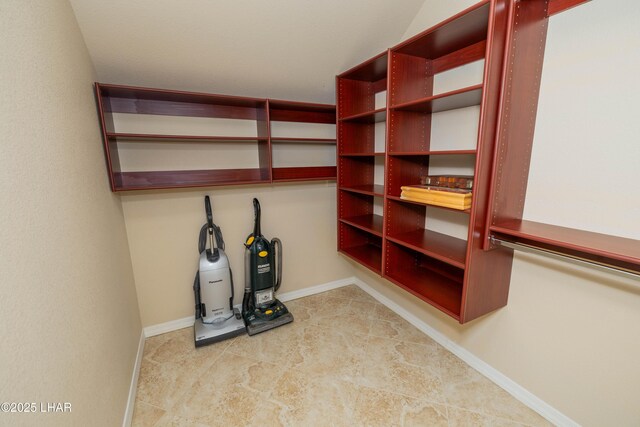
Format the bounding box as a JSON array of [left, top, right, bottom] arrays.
[[337, 0, 513, 323], [95, 83, 336, 191], [268, 99, 337, 182], [336, 51, 389, 272]]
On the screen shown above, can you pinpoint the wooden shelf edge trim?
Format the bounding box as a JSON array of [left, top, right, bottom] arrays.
[[490, 220, 640, 269], [272, 166, 336, 181], [389, 84, 483, 111], [388, 149, 476, 156], [339, 107, 387, 122], [340, 152, 386, 157], [271, 137, 336, 144], [339, 216, 384, 237], [340, 186, 385, 197], [107, 132, 267, 142]]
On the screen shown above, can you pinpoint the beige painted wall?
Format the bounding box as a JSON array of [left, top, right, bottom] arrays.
[[352, 1, 640, 426], [0, 1, 141, 425], [121, 183, 352, 327]]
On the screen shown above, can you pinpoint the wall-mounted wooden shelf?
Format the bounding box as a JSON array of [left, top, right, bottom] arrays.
[[95, 83, 336, 191]]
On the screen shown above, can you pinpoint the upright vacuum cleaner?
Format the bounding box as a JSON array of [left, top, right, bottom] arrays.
[[242, 198, 294, 335], [193, 196, 246, 347]]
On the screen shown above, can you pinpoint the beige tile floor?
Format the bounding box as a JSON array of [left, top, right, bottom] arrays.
[[132, 285, 552, 427]]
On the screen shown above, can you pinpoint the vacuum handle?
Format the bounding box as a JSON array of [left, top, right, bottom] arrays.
[[205, 196, 213, 232], [272, 237, 282, 292], [253, 198, 261, 237]]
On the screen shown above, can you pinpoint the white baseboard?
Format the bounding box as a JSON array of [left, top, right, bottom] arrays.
[[144, 316, 195, 338], [122, 330, 145, 427], [277, 277, 356, 302], [143, 277, 355, 338], [352, 277, 578, 427]]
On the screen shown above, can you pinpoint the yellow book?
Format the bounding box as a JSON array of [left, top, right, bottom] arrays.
[[400, 193, 471, 210], [401, 185, 472, 198], [401, 188, 471, 202]]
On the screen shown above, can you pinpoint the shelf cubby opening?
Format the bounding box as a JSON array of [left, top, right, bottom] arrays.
[[390, 84, 483, 113], [337, 52, 388, 119], [338, 156, 382, 194], [384, 240, 463, 319], [389, 0, 491, 107], [339, 191, 383, 236], [268, 100, 335, 124], [386, 155, 429, 197], [340, 108, 386, 123], [339, 223, 383, 274], [387, 110, 432, 153], [386, 199, 468, 268], [430, 106, 481, 152], [338, 121, 377, 155], [392, 1, 489, 61], [269, 121, 336, 141], [426, 154, 476, 178]]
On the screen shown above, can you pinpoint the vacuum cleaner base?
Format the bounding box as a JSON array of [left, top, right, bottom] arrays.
[[246, 311, 294, 336], [245, 299, 294, 336], [194, 306, 246, 347]]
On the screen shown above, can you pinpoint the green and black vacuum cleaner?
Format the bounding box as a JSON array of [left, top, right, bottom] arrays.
[[242, 198, 293, 335]]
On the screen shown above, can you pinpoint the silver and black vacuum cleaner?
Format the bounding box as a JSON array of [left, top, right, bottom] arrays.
[[242, 198, 293, 335], [193, 196, 245, 347]]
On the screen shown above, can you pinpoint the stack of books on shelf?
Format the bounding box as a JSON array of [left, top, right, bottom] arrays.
[[400, 175, 473, 210]]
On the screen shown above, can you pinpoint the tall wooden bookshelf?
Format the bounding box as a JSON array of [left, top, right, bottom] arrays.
[[338, 0, 513, 323]]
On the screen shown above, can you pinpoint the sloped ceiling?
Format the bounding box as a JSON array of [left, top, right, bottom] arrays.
[[69, 0, 425, 103]]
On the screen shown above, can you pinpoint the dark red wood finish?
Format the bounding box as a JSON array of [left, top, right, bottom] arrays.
[[95, 84, 119, 190], [95, 83, 336, 190], [107, 133, 268, 143], [339, 185, 385, 197], [393, 1, 490, 59], [268, 99, 335, 124], [270, 137, 335, 144], [339, 222, 383, 273], [272, 166, 336, 182], [484, 0, 550, 247], [114, 168, 267, 191], [337, 54, 389, 256], [338, 0, 523, 323], [491, 220, 640, 273], [340, 214, 384, 237], [384, 240, 464, 319], [338, 51, 388, 82], [433, 41, 486, 74], [459, 0, 512, 322], [267, 99, 337, 182], [386, 198, 468, 268], [391, 84, 483, 113], [340, 108, 387, 123]]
